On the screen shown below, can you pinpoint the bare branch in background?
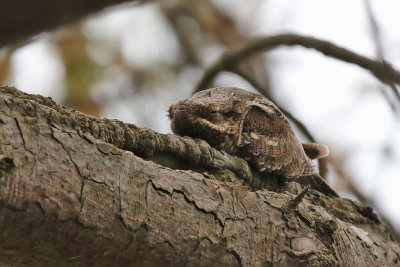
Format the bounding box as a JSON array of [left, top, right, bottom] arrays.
[[364, 0, 400, 111], [196, 33, 400, 101], [160, 0, 272, 93], [0, 0, 138, 48]]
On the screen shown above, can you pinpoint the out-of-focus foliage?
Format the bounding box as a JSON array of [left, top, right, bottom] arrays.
[[57, 27, 104, 116]]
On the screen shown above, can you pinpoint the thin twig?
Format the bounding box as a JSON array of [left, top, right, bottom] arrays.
[[364, 0, 400, 105], [195, 33, 400, 95], [287, 185, 310, 209]]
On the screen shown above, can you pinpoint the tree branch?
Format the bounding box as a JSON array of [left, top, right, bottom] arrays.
[[195, 33, 400, 98], [0, 86, 399, 266], [0, 0, 137, 48]]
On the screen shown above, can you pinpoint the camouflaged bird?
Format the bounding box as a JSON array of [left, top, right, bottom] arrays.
[[168, 87, 338, 197]]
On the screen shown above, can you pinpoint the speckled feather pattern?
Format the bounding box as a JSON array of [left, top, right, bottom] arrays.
[[169, 87, 337, 196]]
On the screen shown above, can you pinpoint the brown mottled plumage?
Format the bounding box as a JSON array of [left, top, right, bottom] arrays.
[[168, 87, 338, 197]]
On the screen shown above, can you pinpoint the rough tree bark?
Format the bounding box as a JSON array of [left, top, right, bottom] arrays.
[[0, 86, 399, 266]]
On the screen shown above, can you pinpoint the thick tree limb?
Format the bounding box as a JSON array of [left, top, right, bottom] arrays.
[[0, 86, 399, 266]]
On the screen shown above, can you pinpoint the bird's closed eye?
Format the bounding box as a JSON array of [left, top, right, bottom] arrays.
[[206, 110, 223, 122]]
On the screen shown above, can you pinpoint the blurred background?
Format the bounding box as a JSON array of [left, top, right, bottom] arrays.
[[1, 0, 400, 236]]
